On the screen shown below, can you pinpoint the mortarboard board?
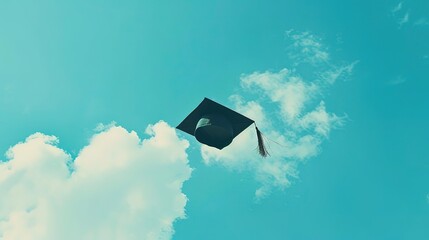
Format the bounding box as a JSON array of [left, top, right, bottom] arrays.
[[176, 97, 269, 157]]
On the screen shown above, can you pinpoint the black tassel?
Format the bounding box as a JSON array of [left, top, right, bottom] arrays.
[[255, 126, 269, 157]]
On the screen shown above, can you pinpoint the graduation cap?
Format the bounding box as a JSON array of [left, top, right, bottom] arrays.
[[176, 97, 269, 157]]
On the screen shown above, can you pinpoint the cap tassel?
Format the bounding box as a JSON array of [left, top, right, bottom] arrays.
[[255, 126, 269, 157]]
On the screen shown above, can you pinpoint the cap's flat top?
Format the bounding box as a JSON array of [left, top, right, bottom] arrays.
[[176, 98, 254, 138]]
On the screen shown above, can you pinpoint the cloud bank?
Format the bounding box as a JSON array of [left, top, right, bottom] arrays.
[[201, 30, 355, 199], [0, 121, 191, 240]]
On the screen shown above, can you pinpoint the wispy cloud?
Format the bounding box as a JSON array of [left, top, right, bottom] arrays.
[[391, 2, 429, 28], [414, 17, 429, 26], [285, 30, 330, 65], [391, 2, 410, 28], [392, 2, 403, 14], [0, 122, 191, 240], [321, 61, 359, 84], [398, 12, 410, 28], [388, 76, 407, 85], [201, 30, 354, 200]]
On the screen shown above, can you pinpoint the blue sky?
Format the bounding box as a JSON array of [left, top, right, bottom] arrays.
[[1, 0, 429, 239]]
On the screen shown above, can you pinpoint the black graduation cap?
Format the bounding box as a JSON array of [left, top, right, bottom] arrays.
[[176, 97, 269, 157]]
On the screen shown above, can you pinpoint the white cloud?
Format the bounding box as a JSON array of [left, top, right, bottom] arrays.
[[298, 101, 344, 137], [201, 86, 342, 199], [241, 69, 319, 121], [0, 121, 192, 240], [200, 30, 351, 200]]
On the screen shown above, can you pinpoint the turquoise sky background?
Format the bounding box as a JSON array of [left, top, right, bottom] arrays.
[[1, 0, 428, 239]]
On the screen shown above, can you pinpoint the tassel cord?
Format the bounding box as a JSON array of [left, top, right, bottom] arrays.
[[255, 124, 269, 157]]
